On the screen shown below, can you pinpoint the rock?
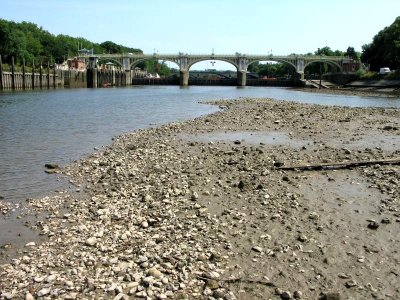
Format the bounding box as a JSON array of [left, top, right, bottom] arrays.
[[293, 290, 302, 299], [298, 234, 308, 242], [45, 163, 59, 169], [238, 180, 246, 191], [213, 288, 226, 298], [25, 242, 36, 247], [252, 246, 263, 253], [233, 140, 241, 145], [320, 292, 341, 300], [206, 279, 219, 290], [2, 293, 13, 300], [25, 292, 34, 300], [147, 267, 162, 278], [345, 280, 357, 288], [37, 288, 51, 297], [367, 221, 379, 230], [85, 237, 97, 246], [280, 290, 292, 299], [273, 161, 284, 167], [190, 191, 199, 201]]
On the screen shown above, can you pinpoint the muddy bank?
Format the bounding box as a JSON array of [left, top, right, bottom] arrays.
[[297, 86, 400, 99], [1, 98, 399, 299]]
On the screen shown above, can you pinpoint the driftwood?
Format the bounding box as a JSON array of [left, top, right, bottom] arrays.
[[197, 276, 276, 287], [278, 158, 400, 171]]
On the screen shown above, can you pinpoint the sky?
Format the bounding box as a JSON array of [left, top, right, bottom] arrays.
[[1, 0, 399, 70]]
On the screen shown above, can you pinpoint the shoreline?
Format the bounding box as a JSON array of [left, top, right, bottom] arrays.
[[1, 97, 399, 299], [293, 86, 400, 99]]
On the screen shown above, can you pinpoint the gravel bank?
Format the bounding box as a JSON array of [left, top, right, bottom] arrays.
[[1, 97, 399, 299]]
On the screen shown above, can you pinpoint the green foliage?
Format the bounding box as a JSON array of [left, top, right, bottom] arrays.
[[361, 16, 400, 71], [0, 18, 143, 65], [248, 62, 292, 78], [145, 60, 171, 77]]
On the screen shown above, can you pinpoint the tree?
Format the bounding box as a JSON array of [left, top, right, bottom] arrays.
[[345, 47, 358, 60], [315, 46, 334, 56], [361, 16, 400, 71]]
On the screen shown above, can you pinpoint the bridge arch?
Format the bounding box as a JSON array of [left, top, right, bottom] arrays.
[[96, 58, 123, 68], [249, 58, 297, 71], [129, 58, 178, 70], [187, 58, 239, 71], [304, 59, 343, 72]]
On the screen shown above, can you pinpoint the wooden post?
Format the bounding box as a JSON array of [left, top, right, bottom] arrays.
[[0, 54, 3, 91], [11, 56, 15, 90], [47, 62, 50, 88], [39, 61, 43, 89], [22, 57, 26, 89], [32, 60, 35, 90], [53, 64, 56, 88]]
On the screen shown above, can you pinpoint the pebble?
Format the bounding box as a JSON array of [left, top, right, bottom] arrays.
[[345, 280, 357, 288], [25, 292, 34, 300], [85, 237, 97, 246], [280, 290, 292, 299], [252, 246, 263, 253], [37, 288, 51, 297]]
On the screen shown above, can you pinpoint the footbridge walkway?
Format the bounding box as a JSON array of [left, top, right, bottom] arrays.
[[88, 53, 351, 86]]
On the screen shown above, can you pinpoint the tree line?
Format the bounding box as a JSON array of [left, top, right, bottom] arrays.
[[0, 18, 142, 65]]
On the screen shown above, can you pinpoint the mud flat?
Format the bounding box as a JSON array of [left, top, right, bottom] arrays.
[[1, 98, 399, 299]]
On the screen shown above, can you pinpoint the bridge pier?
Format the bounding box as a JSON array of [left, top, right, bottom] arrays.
[[180, 70, 189, 86], [237, 71, 247, 87]]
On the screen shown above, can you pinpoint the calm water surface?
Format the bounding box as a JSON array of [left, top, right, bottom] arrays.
[[1, 86, 399, 204]]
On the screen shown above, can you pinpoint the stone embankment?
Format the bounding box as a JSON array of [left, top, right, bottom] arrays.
[[1, 98, 399, 299]]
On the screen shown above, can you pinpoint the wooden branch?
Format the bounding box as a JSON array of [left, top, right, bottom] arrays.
[[278, 158, 400, 171], [197, 276, 276, 287]]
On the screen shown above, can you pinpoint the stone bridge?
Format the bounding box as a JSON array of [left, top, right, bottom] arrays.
[[87, 53, 350, 86]]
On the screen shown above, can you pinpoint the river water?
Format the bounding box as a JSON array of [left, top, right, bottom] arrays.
[[0, 86, 399, 204]]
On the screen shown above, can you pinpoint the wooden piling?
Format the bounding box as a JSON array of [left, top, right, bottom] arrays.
[[32, 60, 35, 90], [47, 62, 50, 89], [0, 55, 3, 91], [22, 58, 26, 89], [53, 65, 56, 88], [39, 61, 43, 89], [11, 56, 15, 90]]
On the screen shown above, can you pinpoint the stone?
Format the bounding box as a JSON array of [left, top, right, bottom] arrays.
[[293, 290, 302, 299], [37, 288, 51, 297], [206, 279, 219, 290], [320, 292, 341, 300], [251, 246, 263, 253], [85, 237, 97, 246], [147, 267, 162, 278], [25, 292, 34, 300], [45, 163, 59, 169], [25, 242, 36, 247], [367, 221, 379, 230], [345, 280, 357, 288], [280, 290, 292, 299]]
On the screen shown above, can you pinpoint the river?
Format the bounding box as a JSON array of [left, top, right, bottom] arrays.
[[1, 86, 399, 204]]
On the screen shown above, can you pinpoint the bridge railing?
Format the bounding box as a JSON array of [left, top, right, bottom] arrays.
[[91, 53, 350, 61]]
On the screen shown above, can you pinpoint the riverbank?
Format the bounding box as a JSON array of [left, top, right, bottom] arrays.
[[296, 86, 400, 99], [1, 97, 399, 299]]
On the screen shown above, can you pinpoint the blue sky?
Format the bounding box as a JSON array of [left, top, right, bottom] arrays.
[[1, 0, 399, 70]]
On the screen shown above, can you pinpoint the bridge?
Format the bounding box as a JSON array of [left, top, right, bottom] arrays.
[[87, 53, 351, 86]]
